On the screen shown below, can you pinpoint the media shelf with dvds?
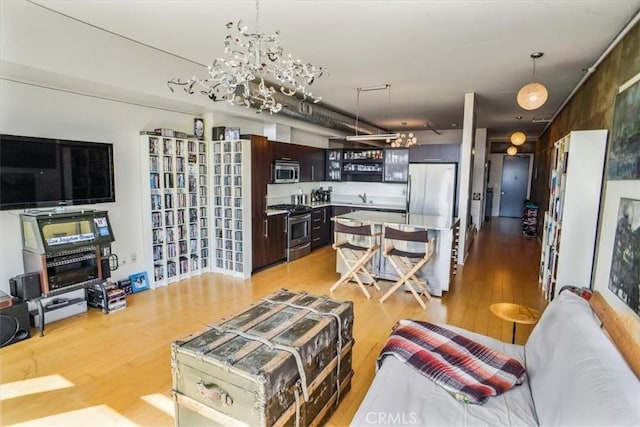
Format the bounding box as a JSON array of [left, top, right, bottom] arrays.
[[140, 132, 211, 287], [211, 139, 251, 278], [538, 130, 607, 300]]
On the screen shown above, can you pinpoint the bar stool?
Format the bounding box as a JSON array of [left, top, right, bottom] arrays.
[[330, 220, 381, 298], [379, 224, 435, 310]]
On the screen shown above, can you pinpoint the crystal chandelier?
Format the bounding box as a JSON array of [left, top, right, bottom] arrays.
[[389, 123, 418, 147], [167, 0, 325, 114]]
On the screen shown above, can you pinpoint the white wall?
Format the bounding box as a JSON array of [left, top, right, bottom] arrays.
[[488, 154, 504, 217], [470, 128, 488, 230], [0, 80, 203, 291], [458, 93, 476, 263]]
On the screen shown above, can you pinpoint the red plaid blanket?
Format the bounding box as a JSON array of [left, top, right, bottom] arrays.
[[378, 320, 526, 404]]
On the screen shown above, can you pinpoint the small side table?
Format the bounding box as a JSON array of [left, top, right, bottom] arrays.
[[490, 303, 541, 344]]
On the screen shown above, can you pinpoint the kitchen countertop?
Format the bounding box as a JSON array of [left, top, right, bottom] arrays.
[[333, 210, 459, 231], [266, 201, 406, 216], [322, 201, 405, 210]]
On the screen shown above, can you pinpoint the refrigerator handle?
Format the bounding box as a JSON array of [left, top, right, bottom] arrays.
[[406, 174, 411, 213]]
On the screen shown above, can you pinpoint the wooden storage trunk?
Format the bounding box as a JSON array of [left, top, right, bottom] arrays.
[[171, 290, 354, 426]]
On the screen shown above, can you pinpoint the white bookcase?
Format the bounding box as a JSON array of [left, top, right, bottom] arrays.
[[539, 130, 607, 300], [140, 134, 211, 287], [212, 139, 252, 278]]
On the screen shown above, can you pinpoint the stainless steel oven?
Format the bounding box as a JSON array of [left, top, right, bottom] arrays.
[[267, 204, 312, 261], [273, 160, 300, 183], [287, 212, 311, 261]]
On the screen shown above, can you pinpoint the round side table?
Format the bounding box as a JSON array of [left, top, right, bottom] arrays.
[[490, 303, 541, 344]]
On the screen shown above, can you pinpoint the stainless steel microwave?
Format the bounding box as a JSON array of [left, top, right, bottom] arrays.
[[273, 160, 300, 183]]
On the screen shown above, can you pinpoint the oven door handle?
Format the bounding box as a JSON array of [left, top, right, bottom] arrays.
[[295, 214, 311, 222]]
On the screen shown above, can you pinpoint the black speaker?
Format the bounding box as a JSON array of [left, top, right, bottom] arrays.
[[101, 258, 111, 279], [0, 301, 31, 348], [9, 272, 41, 301]]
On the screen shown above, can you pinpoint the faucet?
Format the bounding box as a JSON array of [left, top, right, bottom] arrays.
[[358, 193, 367, 203]]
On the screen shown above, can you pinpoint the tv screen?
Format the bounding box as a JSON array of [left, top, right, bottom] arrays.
[[0, 134, 115, 210]]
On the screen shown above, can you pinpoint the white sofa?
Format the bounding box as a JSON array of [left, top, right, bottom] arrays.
[[351, 291, 640, 426]]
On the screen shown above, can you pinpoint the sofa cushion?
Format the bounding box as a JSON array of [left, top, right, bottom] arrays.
[[351, 325, 538, 426], [525, 291, 640, 426]]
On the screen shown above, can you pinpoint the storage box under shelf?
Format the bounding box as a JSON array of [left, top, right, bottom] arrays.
[[87, 283, 127, 312]]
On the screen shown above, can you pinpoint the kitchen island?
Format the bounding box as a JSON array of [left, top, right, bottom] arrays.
[[332, 210, 460, 297]]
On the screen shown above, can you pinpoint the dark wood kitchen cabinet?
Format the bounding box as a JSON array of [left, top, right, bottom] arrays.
[[271, 141, 324, 182], [248, 134, 285, 271], [311, 206, 331, 249], [265, 213, 287, 266], [304, 147, 325, 182], [271, 141, 295, 163], [409, 143, 460, 163]]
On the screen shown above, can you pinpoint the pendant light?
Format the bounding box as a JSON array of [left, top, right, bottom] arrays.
[[507, 146, 518, 156], [517, 52, 548, 111], [510, 131, 526, 146], [345, 84, 400, 142], [390, 122, 418, 147]]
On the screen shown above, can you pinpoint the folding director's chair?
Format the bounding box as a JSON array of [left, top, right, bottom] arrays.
[[379, 224, 436, 309], [330, 220, 381, 299]]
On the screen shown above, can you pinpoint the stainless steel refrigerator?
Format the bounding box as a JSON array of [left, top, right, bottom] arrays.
[[407, 163, 457, 218]]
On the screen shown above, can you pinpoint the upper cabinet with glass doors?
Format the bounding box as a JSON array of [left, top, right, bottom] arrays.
[[383, 148, 409, 182]]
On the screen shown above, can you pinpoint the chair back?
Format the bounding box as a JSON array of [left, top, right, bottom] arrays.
[[384, 227, 428, 243], [383, 224, 434, 258], [333, 219, 378, 251], [334, 221, 375, 236]]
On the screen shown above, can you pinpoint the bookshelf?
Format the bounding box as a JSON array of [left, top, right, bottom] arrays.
[[538, 130, 607, 300], [141, 134, 210, 287], [211, 139, 252, 278]]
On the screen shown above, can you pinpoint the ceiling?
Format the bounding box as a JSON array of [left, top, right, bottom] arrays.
[[28, 0, 640, 143]]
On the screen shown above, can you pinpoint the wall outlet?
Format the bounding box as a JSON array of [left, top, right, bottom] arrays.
[[131, 253, 137, 262]]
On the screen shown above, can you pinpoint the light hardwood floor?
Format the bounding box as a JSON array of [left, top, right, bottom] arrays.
[[0, 218, 547, 426]]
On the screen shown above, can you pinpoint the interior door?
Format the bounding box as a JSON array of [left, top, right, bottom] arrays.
[[499, 155, 529, 217]]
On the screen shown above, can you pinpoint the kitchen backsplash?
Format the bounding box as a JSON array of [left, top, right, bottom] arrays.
[[267, 181, 406, 208]]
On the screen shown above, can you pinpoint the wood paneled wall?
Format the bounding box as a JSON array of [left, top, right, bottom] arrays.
[[531, 22, 640, 236]]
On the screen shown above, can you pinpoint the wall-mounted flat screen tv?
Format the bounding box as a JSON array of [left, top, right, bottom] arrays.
[[0, 134, 116, 210]]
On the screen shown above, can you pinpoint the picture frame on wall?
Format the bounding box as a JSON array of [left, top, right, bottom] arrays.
[[607, 198, 640, 315], [212, 126, 226, 141], [194, 118, 204, 140], [224, 127, 240, 140], [606, 73, 640, 180]]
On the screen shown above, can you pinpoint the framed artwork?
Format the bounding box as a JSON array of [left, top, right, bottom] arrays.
[[224, 127, 240, 140], [194, 118, 204, 140], [129, 271, 150, 293], [606, 73, 640, 180], [607, 197, 640, 315]]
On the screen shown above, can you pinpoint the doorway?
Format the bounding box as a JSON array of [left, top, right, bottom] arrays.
[[499, 155, 530, 217]]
